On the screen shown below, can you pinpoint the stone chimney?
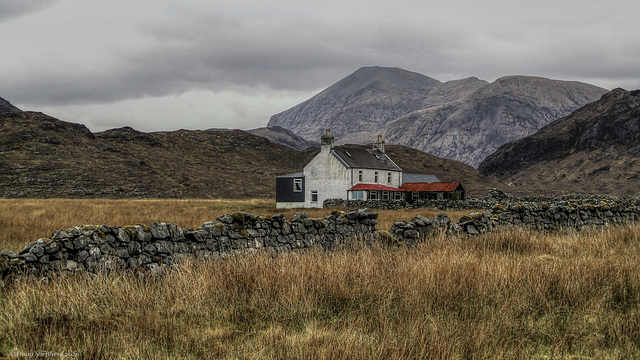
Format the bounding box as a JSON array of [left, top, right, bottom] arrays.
[[373, 134, 385, 153], [320, 129, 334, 151]]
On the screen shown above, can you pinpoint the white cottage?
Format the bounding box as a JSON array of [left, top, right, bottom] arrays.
[[277, 130, 441, 209]]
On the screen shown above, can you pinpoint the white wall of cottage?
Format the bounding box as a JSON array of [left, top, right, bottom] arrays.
[[303, 148, 351, 208], [353, 168, 402, 188], [301, 148, 403, 208]]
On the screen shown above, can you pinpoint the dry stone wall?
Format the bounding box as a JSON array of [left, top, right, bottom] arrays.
[[0, 209, 379, 279], [2, 198, 640, 281], [324, 188, 640, 211], [389, 200, 640, 243]]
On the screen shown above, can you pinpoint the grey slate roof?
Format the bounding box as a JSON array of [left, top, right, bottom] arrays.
[[402, 173, 440, 184], [331, 146, 402, 171]]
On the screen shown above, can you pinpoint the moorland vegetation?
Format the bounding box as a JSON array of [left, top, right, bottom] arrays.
[[1, 199, 639, 359]]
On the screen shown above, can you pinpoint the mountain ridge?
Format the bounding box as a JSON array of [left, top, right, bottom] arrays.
[[267, 66, 607, 167], [268, 66, 489, 145], [478, 88, 640, 197], [0, 96, 21, 114], [247, 126, 319, 150]]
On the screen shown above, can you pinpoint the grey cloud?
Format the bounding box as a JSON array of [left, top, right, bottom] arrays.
[[4, 15, 459, 106], [0, 0, 60, 21], [2, 0, 639, 110]]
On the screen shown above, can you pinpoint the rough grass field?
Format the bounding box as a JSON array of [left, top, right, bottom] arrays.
[[0, 199, 471, 253], [1, 199, 639, 359]]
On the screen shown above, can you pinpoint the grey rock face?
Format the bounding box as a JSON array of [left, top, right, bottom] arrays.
[[268, 67, 451, 144], [0, 96, 21, 115], [267, 67, 606, 167], [478, 89, 640, 197], [384, 76, 608, 167]]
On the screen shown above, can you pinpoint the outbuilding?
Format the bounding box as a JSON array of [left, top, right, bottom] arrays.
[[276, 129, 463, 208], [401, 182, 465, 201]]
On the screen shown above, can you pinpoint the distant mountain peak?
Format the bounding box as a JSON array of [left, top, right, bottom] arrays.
[[0, 96, 21, 114], [247, 126, 319, 151], [267, 67, 607, 167], [268, 66, 473, 145]]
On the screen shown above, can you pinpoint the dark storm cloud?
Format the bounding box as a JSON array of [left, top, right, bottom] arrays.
[[3, 5, 457, 106], [0, 0, 638, 131]]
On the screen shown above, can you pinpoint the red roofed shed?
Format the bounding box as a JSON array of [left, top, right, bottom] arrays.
[[400, 182, 465, 201]]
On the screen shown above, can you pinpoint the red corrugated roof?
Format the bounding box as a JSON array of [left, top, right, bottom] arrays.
[[400, 182, 460, 192], [348, 183, 403, 191]]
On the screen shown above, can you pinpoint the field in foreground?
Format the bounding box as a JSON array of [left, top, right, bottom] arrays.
[[1, 199, 640, 359]]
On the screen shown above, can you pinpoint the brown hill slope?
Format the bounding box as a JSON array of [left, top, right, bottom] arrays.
[[383, 145, 507, 196], [0, 112, 316, 198], [478, 89, 640, 197], [1, 112, 502, 198]]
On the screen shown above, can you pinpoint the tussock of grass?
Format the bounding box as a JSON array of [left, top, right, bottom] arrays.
[[1, 200, 639, 358]]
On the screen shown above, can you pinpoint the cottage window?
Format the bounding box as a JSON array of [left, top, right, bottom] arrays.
[[358, 170, 363, 182], [369, 191, 378, 200], [311, 191, 318, 202], [394, 192, 403, 200], [382, 191, 390, 200], [412, 192, 419, 201], [293, 179, 302, 192], [352, 191, 364, 200], [374, 172, 379, 183], [387, 172, 391, 184]]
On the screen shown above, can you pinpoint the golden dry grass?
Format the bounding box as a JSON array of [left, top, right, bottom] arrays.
[[0, 198, 474, 252], [1, 199, 639, 359]]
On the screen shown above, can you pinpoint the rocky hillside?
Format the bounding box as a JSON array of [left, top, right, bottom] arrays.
[[267, 67, 607, 167], [0, 96, 21, 114], [0, 111, 503, 198], [478, 89, 640, 197], [0, 111, 316, 198], [267, 67, 488, 145], [384, 76, 608, 167]]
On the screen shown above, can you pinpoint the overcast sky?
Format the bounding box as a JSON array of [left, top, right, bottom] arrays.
[[1, 0, 638, 132]]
